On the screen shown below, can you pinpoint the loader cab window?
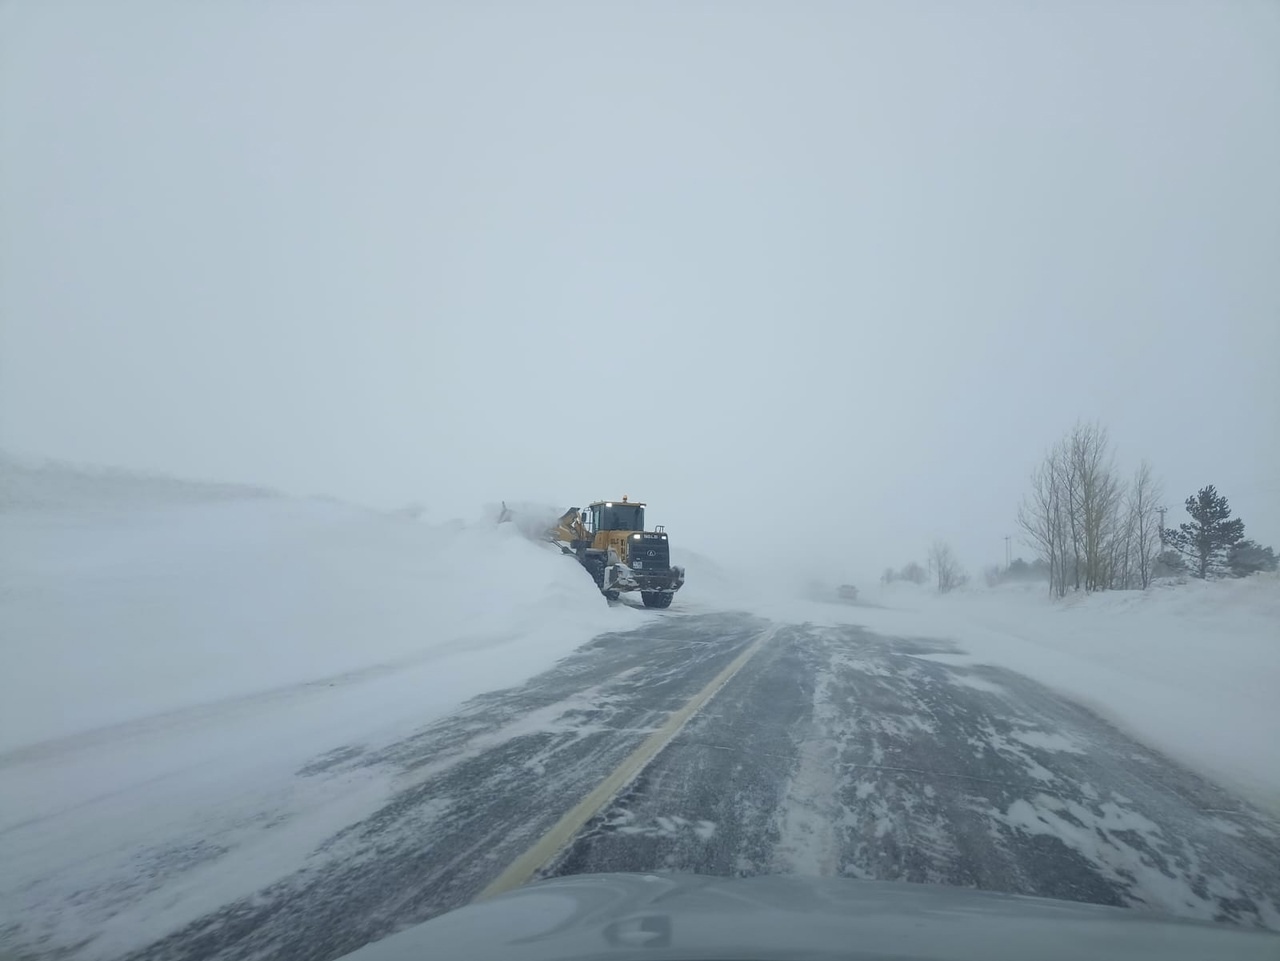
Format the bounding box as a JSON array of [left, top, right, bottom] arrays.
[[596, 504, 645, 531]]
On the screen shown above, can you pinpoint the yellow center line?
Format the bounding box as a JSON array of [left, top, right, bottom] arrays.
[[476, 624, 779, 900]]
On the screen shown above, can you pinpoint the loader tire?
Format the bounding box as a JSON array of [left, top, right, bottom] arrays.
[[641, 591, 673, 609], [582, 556, 606, 589], [604, 590, 621, 601]]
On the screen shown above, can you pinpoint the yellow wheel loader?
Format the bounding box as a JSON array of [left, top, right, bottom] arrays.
[[548, 497, 685, 608]]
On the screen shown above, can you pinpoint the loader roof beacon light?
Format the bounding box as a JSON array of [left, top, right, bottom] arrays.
[[544, 498, 686, 609]]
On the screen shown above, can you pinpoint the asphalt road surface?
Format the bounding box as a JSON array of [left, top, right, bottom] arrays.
[[29, 612, 1280, 959]]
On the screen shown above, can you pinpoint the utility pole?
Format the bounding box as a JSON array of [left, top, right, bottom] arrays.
[[1004, 535, 1012, 570], [1156, 506, 1168, 546]]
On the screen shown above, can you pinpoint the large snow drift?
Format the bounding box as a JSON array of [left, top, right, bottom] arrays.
[[1, 458, 640, 954], [1, 457, 632, 753]]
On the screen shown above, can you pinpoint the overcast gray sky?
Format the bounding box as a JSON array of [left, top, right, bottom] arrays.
[[2, 0, 1278, 580]]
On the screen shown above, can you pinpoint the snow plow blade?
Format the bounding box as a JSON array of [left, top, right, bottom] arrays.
[[603, 562, 685, 594]]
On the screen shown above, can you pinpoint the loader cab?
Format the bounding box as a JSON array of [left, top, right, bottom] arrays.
[[589, 500, 646, 533]]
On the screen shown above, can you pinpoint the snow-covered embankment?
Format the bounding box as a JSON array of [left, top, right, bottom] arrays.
[[0, 457, 631, 953]]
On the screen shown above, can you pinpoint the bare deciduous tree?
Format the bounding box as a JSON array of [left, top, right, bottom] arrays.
[[1128, 461, 1163, 589], [1067, 422, 1122, 592], [1019, 422, 1157, 596], [1018, 440, 1071, 597], [899, 561, 927, 585], [927, 541, 966, 594]]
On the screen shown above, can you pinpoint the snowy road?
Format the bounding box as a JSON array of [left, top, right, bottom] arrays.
[[9, 611, 1280, 961]]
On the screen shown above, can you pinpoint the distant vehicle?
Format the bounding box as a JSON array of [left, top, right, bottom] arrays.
[[335, 872, 1279, 961], [547, 497, 685, 608], [838, 584, 859, 601]]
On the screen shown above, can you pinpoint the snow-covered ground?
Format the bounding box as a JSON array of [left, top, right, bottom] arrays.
[[5, 455, 1277, 957], [2, 462, 635, 753], [708, 570, 1280, 814], [0, 456, 636, 952]]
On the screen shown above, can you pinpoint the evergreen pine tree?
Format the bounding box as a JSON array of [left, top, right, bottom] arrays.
[[1226, 540, 1279, 578], [1162, 485, 1245, 579]]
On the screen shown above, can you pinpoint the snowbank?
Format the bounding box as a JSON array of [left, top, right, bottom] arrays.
[[1, 458, 643, 951], [0, 457, 634, 753], [752, 575, 1280, 811]]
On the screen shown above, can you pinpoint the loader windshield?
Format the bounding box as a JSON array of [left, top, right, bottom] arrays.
[[598, 504, 644, 531]]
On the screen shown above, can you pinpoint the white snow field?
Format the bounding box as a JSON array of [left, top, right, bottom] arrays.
[[1, 459, 636, 752], [0, 456, 636, 954]]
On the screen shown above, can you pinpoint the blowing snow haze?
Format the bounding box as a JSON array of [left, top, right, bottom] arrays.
[[2, 2, 1277, 579]]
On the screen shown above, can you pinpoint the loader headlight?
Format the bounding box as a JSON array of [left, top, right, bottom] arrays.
[[605, 502, 613, 507], [632, 533, 641, 539]]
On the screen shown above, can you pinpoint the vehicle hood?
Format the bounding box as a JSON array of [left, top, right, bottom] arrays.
[[339, 872, 1279, 960]]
